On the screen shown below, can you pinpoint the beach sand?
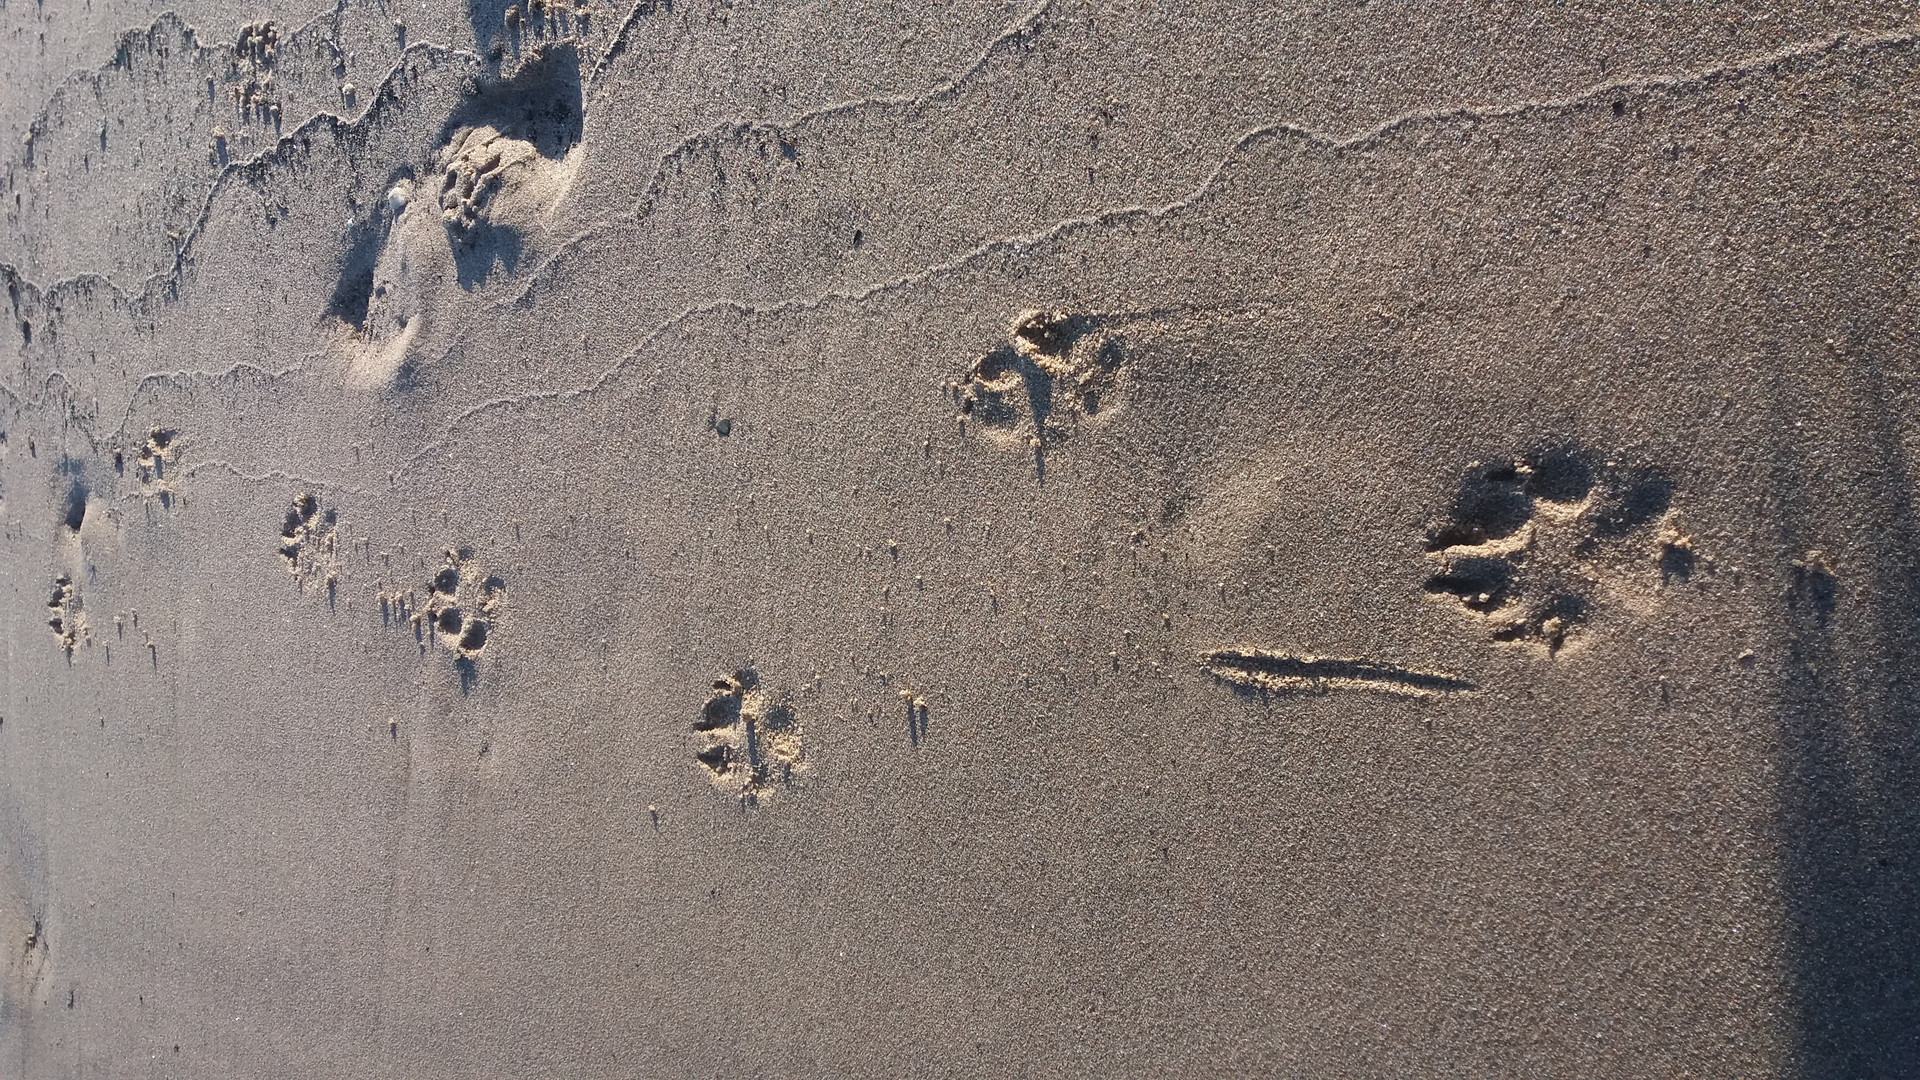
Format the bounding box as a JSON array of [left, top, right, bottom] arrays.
[[3, 2, 1919, 1075]]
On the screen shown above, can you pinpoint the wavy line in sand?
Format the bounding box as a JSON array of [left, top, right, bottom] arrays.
[[7, 24, 1916, 488], [398, 26, 1920, 474]]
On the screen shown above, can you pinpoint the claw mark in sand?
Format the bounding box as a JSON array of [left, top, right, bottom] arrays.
[[1201, 648, 1475, 698], [17, 918, 49, 990]]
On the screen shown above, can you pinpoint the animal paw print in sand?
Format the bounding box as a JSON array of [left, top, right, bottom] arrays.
[[279, 494, 338, 589], [694, 669, 803, 803], [233, 21, 279, 66], [1423, 448, 1683, 655], [224, 22, 282, 125], [118, 428, 180, 508], [16, 918, 48, 991], [437, 126, 539, 236], [47, 575, 85, 656], [422, 551, 503, 659], [952, 310, 1129, 448], [135, 429, 176, 479]]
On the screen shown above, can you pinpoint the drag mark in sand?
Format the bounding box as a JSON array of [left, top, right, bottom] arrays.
[[1200, 648, 1475, 698]]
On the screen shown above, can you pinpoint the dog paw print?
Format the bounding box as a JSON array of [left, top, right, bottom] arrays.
[[115, 428, 180, 508], [422, 550, 503, 659], [135, 429, 176, 480], [694, 669, 803, 804], [437, 126, 540, 237], [1423, 448, 1680, 655], [47, 575, 85, 657], [224, 22, 282, 125], [278, 494, 339, 591], [234, 21, 279, 66], [951, 310, 1130, 449]]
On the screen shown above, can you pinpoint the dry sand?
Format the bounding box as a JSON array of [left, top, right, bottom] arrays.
[[3, 1, 1920, 1076]]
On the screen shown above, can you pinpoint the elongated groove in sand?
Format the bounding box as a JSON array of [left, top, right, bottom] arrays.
[[1200, 649, 1476, 697]]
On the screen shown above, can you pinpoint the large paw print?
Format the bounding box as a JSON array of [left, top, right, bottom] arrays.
[[1423, 448, 1680, 655], [437, 126, 540, 237], [952, 310, 1129, 447], [423, 550, 505, 658]]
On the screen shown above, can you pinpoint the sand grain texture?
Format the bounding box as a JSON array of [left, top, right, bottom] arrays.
[[3, 2, 1919, 1076]]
